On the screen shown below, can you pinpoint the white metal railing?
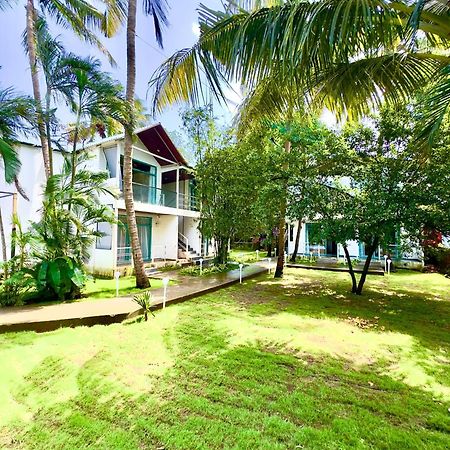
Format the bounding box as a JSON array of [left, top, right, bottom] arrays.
[[178, 232, 189, 257], [117, 246, 132, 265], [151, 243, 177, 262]]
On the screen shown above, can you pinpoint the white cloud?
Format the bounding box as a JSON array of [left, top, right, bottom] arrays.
[[192, 22, 200, 37]]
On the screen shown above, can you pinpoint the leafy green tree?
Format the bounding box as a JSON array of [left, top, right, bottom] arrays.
[[195, 127, 260, 264], [302, 104, 450, 295]]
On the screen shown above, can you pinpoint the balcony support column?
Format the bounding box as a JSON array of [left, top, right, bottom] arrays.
[[176, 168, 180, 209]]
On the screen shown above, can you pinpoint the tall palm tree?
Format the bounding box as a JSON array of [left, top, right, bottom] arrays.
[[1, 0, 125, 178], [124, 0, 168, 288]]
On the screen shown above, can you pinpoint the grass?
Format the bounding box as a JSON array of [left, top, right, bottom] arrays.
[[229, 249, 268, 263], [83, 276, 167, 300], [0, 269, 449, 449]]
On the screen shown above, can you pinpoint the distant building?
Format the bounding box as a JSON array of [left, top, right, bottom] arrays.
[[0, 124, 211, 276]]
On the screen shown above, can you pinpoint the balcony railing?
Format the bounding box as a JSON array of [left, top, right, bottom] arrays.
[[121, 182, 198, 211]]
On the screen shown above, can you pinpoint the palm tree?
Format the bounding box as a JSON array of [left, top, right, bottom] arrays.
[[1, 0, 125, 178], [124, 0, 168, 288], [57, 55, 126, 198], [149, 1, 450, 140], [0, 86, 34, 183]]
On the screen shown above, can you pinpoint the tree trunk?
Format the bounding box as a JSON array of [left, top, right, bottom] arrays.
[[124, 0, 149, 289], [215, 236, 228, 265], [0, 208, 8, 279], [267, 241, 272, 257], [274, 140, 291, 278], [290, 221, 302, 263], [342, 243, 357, 293], [355, 238, 378, 295], [45, 86, 53, 176], [26, 0, 51, 178]]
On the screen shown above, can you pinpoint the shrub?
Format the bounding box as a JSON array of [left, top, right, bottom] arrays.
[[179, 263, 239, 277], [24, 256, 87, 301], [425, 246, 450, 276], [132, 290, 155, 321]]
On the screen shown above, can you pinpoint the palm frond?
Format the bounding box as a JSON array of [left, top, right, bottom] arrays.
[[142, 0, 169, 48], [418, 63, 450, 143], [312, 52, 447, 120]]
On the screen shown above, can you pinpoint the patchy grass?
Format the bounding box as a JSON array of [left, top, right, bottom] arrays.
[[229, 249, 267, 263], [83, 276, 167, 300], [0, 269, 449, 449]]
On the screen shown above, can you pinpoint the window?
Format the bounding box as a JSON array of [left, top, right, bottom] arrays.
[[103, 146, 117, 178], [96, 222, 112, 250]]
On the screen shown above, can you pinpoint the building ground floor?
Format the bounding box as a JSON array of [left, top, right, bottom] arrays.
[[88, 210, 211, 277], [285, 221, 424, 270]]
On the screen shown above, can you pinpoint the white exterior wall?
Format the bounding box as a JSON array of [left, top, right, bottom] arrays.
[[0, 144, 64, 258], [152, 214, 178, 260], [184, 217, 201, 254]]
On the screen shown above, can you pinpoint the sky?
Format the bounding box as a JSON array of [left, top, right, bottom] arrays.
[[0, 0, 233, 137]]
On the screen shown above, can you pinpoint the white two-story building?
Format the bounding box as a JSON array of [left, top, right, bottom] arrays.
[[0, 124, 209, 277]]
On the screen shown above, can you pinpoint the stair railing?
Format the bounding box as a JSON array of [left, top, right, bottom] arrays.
[[178, 232, 189, 259]]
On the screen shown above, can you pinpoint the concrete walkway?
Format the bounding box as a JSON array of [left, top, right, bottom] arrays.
[[0, 262, 270, 333]]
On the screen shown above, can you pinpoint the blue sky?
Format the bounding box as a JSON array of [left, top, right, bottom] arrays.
[[0, 0, 233, 135]]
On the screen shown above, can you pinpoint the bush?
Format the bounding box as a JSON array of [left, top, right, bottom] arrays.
[[24, 256, 87, 301], [425, 246, 450, 276], [180, 263, 239, 277]]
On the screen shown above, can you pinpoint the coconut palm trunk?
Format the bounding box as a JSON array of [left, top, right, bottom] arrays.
[[124, 0, 150, 288], [25, 0, 51, 178]]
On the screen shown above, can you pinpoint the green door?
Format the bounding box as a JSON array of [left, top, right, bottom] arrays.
[[117, 215, 152, 264]]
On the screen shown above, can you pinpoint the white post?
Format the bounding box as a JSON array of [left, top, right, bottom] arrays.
[[267, 257, 271, 273], [384, 254, 388, 272], [378, 245, 381, 261], [310, 251, 313, 262], [162, 277, 169, 308], [199, 258, 204, 275], [256, 250, 259, 261], [239, 263, 243, 283], [387, 258, 392, 275], [176, 167, 180, 209], [114, 270, 120, 297], [284, 252, 287, 267], [318, 245, 321, 258]]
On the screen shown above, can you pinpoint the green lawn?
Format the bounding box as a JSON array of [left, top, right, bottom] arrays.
[[1, 269, 449, 449], [229, 249, 268, 263], [83, 276, 166, 300]]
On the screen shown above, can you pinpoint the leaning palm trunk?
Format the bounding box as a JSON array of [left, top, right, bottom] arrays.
[[124, 0, 149, 289], [274, 139, 291, 278], [26, 0, 51, 178]]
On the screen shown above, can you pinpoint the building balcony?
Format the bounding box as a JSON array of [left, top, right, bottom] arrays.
[[120, 182, 199, 211]]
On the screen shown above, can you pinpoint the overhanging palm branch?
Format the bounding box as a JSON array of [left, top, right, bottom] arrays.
[[418, 63, 450, 141], [0, 87, 35, 182], [150, 0, 450, 137]]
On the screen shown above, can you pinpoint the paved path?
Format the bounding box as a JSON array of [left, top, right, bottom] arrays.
[[0, 262, 270, 333]]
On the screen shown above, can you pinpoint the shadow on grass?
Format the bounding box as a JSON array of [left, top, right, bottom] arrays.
[[221, 270, 450, 353], [4, 306, 449, 450]]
